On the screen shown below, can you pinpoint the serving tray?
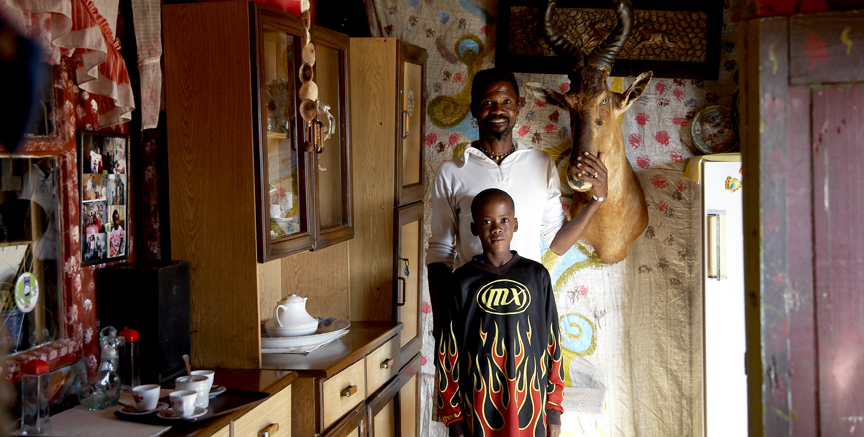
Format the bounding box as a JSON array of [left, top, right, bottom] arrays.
[[114, 388, 269, 426]]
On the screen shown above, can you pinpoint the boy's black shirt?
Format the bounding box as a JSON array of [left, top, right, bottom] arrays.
[[436, 251, 564, 437]]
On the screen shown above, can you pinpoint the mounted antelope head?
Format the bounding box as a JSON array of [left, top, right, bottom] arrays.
[[525, 0, 650, 263]]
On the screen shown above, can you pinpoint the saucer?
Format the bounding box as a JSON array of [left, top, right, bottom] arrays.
[[209, 385, 227, 398], [118, 402, 168, 416], [261, 318, 350, 348], [158, 406, 208, 420]]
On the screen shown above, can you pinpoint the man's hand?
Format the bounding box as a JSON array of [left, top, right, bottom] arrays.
[[575, 151, 608, 199], [547, 424, 561, 437]]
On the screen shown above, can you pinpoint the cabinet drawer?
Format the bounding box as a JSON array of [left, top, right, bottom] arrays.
[[233, 386, 291, 437], [321, 359, 366, 430], [366, 335, 399, 395]]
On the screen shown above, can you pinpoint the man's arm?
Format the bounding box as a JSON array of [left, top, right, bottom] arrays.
[[549, 152, 608, 255], [427, 169, 458, 268]]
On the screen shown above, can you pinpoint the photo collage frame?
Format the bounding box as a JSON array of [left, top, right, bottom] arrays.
[[77, 131, 129, 265]]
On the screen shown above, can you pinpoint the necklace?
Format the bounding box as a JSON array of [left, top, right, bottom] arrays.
[[476, 144, 515, 164]]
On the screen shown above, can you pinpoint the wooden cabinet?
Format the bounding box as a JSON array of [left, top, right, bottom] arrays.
[[233, 386, 292, 437], [348, 38, 425, 437], [165, 1, 352, 263], [348, 37, 426, 360], [164, 1, 353, 369]]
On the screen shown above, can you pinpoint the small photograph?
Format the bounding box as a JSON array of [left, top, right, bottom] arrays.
[[82, 233, 107, 262], [82, 136, 102, 174], [107, 206, 126, 258], [111, 137, 126, 175], [82, 173, 105, 201], [82, 202, 107, 235], [109, 174, 126, 206]]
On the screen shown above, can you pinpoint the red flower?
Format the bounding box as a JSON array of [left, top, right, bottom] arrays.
[[560, 83, 570, 93], [421, 354, 428, 366], [670, 151, 684, 163], [480, 25, 488, 35], [653, 130, 670, 146], [577, 286, 588, 298], [549, 110, 560, 123], [518, 125, 531, 137], [675, 180, 688, 192], [649, 174, 669, 189], [535, 100, 545, 108], [672, 116, 684, 126], [453, 72, 464, 83], [422, 301, 432, 314], [635, 113, 650, 125], [448, 133, 458, 145], [657, 201, 669, 212], [425, 132, 437, 147], [636, 155, 651, 168], [655, 81, 667, 94], [544, 124, 555, 133], [673, 89, 686, 100], [628, 133, 642, 149]]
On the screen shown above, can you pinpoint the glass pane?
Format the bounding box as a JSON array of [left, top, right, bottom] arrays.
[[315, 44, 344, 229], [0, 158, 62, 354], [262, 28, 302, 239], [26, 67, 56, 138], [401, 62, 422, 186]]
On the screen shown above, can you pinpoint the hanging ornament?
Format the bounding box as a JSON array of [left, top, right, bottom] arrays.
[[298, 1, 320, 153]]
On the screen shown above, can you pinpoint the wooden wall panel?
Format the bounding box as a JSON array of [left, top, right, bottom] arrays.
[[790, 13, 864, 84], [281, 241, 351, 320], [740, 16, 791, 436], [164, 2, 260, 369], [348, 38, 398, 322], [785, 85, 819, 437], [812, 85, 864, 436]]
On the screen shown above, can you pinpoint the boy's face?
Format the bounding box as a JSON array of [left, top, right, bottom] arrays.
[[470, 196, 518, 255]]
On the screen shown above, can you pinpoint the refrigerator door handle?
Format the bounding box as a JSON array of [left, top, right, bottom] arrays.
[[707, 213, 728, 280]]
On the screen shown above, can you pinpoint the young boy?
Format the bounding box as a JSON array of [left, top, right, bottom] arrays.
[[435, 188, 564, 437]]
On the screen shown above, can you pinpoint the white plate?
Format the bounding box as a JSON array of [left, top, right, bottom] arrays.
[[265, 320, 318, 337], [209, 385, 227, 398], [117, 402, 168, 416], [158, 406, 207, 420], [261, 318, 350, 349]]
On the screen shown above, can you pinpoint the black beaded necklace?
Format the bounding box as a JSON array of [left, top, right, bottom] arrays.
[[476, 144, 515, 164]]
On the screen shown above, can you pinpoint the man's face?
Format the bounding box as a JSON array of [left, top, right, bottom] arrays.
[[472, 81, 520, 141], [470, 196, 518, 255]]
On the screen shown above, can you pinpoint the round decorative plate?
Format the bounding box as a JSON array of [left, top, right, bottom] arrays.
[[261, 318, 350, 349], [690, 105, 739, 154]]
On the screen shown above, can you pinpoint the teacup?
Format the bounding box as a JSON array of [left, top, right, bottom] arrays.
[[169, 390, 197, 417], [191, 370, 215, 393], [131, 384, 160, 411], [175, 375, 209, 408]]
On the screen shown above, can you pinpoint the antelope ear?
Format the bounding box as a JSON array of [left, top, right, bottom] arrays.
[[618, 71, 653, 113], [523, 82, 567, 108]]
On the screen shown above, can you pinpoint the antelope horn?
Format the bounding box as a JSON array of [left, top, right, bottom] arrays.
[[586, 0, 633, 71], [539, 0, 585, 72]]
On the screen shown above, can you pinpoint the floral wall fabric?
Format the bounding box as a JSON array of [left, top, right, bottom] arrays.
[[366, 0, 740, 435]]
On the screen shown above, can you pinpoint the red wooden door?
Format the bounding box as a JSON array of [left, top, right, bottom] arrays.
[[741, 9, 864, 437]]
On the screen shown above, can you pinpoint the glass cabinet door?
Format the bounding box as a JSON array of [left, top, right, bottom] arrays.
[[255, 13, 313, 262], [311, 26, 353, 249], [397, 42, 426, 207]]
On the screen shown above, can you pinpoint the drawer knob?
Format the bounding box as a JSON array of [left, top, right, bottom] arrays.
[[341, 385, 357, 397], [381, 358, 393, 369], [259, 423, 279, 437]]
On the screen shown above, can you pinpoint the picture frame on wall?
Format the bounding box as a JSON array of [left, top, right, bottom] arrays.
[[77, 131, 129, 266], [495, 0, 723, 79]]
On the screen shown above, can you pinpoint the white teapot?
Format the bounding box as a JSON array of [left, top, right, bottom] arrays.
[[272, 294, 319, 331]]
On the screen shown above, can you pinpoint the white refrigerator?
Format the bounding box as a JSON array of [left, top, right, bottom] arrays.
[[693, 157, 747, 436]]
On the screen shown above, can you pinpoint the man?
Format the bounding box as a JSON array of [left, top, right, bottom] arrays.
[[426, 68, 608, 335]]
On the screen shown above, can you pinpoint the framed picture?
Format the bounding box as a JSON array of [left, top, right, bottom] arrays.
[[77, 131, 129, 265], [495, 0, 723, 79]]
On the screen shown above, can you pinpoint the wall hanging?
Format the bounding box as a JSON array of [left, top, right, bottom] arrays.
[[495, 0, 723, 79], [77, 131, 129, 265]]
